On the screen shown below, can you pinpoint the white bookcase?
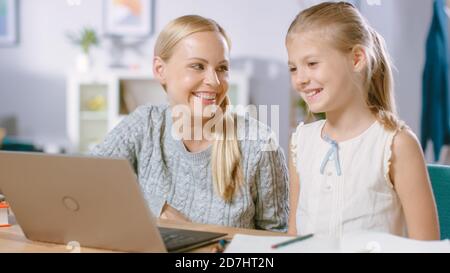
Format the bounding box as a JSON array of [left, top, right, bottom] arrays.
[[66, 70, 250, 153]]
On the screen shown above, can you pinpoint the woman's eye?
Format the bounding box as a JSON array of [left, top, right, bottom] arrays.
[[308, 62, 318, 68], [289, 67, 297, 73], [190, 63, 204, 70]]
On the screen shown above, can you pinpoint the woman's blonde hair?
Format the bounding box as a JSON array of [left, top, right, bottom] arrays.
[[287, 2, 403, 131], [154, 15, 242, 201]]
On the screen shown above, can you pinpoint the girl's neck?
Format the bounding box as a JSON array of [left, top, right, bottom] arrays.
[[323, 101, 376, 142]]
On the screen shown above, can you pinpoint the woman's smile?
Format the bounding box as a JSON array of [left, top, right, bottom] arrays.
[[192, 91, 217, 105]]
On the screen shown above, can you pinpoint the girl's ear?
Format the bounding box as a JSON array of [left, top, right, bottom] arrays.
[[153, 56, 167, 85], [351, 45, 367, 72]]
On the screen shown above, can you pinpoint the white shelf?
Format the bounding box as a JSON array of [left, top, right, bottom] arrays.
[[79, 111, 108, 121]]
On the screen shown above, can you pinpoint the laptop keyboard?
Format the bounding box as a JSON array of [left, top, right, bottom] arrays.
[[158, 227, 226, 252], [161, 231, 196, 245]]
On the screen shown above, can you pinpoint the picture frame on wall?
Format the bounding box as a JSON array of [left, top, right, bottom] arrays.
[[0, 0, 18, 46], [103, 0, 153, 37], [346, 0, 361, 9], [298, 0, 361, 10]]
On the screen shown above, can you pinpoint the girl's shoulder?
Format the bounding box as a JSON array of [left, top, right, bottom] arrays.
[[290, 119, 325, 166], [291, 119, 325, 140], [390, 127, 422, 160]]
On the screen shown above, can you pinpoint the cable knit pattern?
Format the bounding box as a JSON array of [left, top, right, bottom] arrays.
[[90, 104, 289, 232]]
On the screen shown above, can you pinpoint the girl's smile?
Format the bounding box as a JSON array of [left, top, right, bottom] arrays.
[[302, 87, 324, 104]]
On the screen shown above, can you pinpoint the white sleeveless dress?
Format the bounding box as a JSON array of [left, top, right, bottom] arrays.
[[291, 120, 407, 237]]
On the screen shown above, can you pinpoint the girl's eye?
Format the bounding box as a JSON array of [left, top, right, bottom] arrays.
[[289, 67, 297, 73], [308, 62, 318, 68], [190, 63, 204, 70]]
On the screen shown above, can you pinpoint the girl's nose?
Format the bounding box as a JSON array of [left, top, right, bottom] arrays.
[[295, 70, 310, 88]]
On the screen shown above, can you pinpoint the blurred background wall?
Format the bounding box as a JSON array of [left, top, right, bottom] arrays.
[[0, 0, 436, 157]]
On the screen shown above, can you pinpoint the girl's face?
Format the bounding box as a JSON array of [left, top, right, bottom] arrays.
[[154, 31, 230, 117], [286, 31, 359, 114]]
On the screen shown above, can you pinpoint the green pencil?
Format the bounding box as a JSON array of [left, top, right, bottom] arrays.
[[271, 233, 314, 249]]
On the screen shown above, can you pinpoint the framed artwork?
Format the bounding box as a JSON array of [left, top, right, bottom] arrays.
[[0, 0, 18, 46], [346, 0, 361, 9], [298, 0, 361, 10], [103, 0, 153, 37]]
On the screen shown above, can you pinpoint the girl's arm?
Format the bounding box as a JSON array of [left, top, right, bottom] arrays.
[[288, 139, 300, 235], [390, 129, 440, 240]]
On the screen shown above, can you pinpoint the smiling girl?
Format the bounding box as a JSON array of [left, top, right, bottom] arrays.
[[287, 2, 439, 240]]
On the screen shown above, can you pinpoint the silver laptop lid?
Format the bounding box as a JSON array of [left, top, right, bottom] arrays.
[[0, 151, 167, 252]]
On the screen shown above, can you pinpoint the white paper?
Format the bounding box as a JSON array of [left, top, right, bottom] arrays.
[[225, 234, 340, 253], [225, 231, 450, 253], [340, 231, 450, 253]]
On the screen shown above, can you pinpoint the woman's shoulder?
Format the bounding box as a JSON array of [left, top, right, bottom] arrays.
[[237, 114, 274, 140], [236, 114, 281, 153], [106, 104, 169, 140], [131, 104, 169, 121], [124, 104, 169, 129]]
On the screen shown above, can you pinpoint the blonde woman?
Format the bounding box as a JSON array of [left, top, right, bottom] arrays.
[[287, 2, 439, 239], [91, 15, 289, 231]]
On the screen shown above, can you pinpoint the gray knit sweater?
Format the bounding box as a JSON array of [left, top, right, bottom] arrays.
[[91, 104, 289, 232]]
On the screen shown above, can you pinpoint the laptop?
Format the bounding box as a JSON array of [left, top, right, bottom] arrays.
[[0, 151, 226, 252]]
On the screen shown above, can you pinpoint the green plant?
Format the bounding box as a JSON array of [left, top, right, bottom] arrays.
[[67, 27, 99, 55]]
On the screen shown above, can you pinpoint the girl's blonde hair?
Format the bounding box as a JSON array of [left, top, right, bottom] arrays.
[[154, 15, 242, 202], [287, 2, 403, 131]]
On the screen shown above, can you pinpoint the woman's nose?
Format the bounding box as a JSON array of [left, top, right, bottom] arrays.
[[204, 69, 220, 87]]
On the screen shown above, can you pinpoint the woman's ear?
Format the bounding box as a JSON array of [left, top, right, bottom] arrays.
[[153, 56, 167, 85], [351, 45, 367, 72]]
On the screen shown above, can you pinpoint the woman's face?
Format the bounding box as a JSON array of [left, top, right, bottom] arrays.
[[154, 31, 230, 117]]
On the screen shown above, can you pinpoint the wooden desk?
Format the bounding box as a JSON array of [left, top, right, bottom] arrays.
[[0, 218, 285, 253]]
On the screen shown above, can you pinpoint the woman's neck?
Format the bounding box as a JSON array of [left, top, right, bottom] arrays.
[[172, 115, 213, 153], [324, 100, 376, 142], [182, 139, 212, 153]]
